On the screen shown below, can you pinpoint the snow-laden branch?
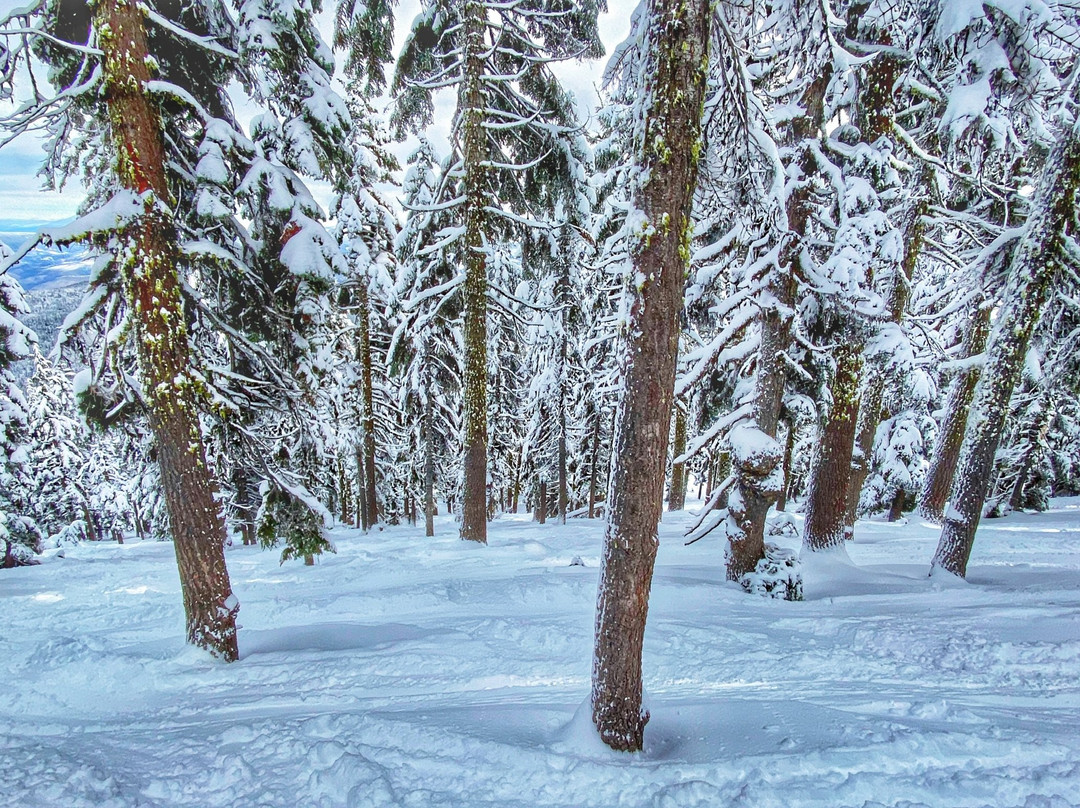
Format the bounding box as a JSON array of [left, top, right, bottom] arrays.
[[398, 273, 466, 312], [144, 7, 238, 59]]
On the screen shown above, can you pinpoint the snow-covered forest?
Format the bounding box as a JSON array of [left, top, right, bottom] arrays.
[[2, 0, 1080, 795]]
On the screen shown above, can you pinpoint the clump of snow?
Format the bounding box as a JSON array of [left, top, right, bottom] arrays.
[[740, 542, 802, 601]]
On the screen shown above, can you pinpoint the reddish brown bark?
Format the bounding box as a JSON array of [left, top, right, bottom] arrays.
[[96, 0, 237, 659], [803, 344, 863, 551]]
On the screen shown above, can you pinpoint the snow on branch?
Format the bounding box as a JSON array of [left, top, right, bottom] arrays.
[[144, 7, 239, 59]]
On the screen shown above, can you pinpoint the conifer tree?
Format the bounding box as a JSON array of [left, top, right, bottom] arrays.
[[0, 245, 38, 567], [591, 0, 709, 752], [391, 0, 603, 543], [933, 92, 1080, 578]]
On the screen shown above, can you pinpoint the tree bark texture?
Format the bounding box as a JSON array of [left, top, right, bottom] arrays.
[[96, 0, 237, 660], [459, 0, 489, 543], [591, 0, 709, 753], [558, 343, 568, 524], [776, 421, 795, 511], [356, 280, 379, 530], [724, 270, 795, 581], [845, 375, 882, 530], [932, 113, 1080, 577], [917, 300, 991, 522], [803, 344, 863, 551], [424, 371, 436, 537], [667, 404, 687, 511], [588, 411, 601, 518]]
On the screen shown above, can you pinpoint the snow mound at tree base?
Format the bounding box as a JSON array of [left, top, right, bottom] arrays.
[[739, 542, 802, 600]]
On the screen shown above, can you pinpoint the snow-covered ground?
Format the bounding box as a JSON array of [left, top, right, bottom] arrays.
[[3, 500, 1079, 807]]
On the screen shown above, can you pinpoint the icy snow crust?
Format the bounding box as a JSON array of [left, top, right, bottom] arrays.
[[4, 501, 1080, 807]]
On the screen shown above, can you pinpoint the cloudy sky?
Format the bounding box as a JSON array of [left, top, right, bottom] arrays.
[[0, 0, 636, 228]]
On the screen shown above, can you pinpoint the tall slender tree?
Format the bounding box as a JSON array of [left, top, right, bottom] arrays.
[[391, 0, 603, 543], [591, 0, 709, 752]]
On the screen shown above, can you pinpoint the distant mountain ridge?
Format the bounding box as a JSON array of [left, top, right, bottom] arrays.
[[1, 219, 93, 291]]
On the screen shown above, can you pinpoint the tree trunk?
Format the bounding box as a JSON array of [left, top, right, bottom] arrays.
[[511, 444, 522, 513], [776, 421, 795, 512], [667, 404, 687, 511], [459, 0, 490, 544], [845, 376, 880, 531], [591, 0, 709, 753], [537, 480, 547, 524], [933, 111, 1080, 577], [96, 0, 236, 660], [712, 451, 731, 511], [356, 281, 379, 529], [917, 300, 992, 522], [887, 488, 904, 522], [588, 410, 601, 518], [424, 380, 436, 537], [356, 444, 368, 530], [803, 344, 863, 552], [724, 269, 795, 580]]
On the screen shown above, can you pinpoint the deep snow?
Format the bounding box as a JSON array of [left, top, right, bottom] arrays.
[[3, 500, 1079, 807]]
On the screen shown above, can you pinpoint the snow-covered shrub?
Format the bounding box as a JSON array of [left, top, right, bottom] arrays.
[[257, 485, 334, 565], [767, 511, 798, 537], [739, 543, 802, 601], [1, 513, 42, 567], [49, 520, 88, 548]]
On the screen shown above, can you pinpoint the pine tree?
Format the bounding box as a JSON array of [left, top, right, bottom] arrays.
[[389, 139, 463, 535], [391, 0, 603, 543], [95, 0, 238, 656], [22, 350, 89, 541], [591, 0, 709, 752], [0, 245, 38, 567], [932, 91, 1080, 578]]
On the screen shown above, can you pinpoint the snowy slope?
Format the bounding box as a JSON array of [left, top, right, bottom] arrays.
[[2, 502, 1079, 807]]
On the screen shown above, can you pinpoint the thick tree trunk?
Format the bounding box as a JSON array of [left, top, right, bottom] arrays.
[[537, 480, 547, 524], [459, 0, 490, 543], [591, 0, 709, 753], [917, 301, 992, 522], [933, 113, 1080, 578], [803, 344, 863, 552], [96, 0, 237, 660], [667, 404, 687, 511], [721, 58, 827, 576]]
